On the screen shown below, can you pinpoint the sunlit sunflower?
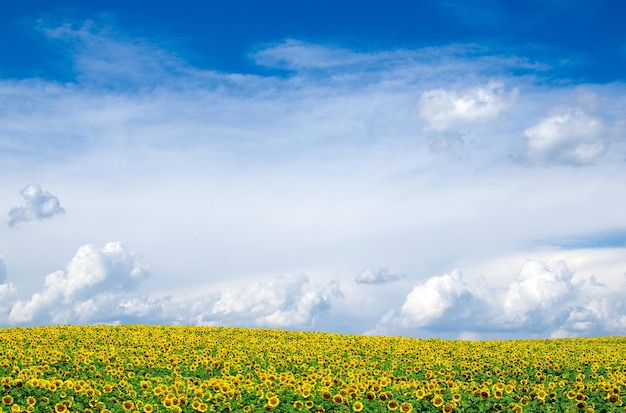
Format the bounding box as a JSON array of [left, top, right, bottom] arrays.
[[442, 403, 454, 413], [387, 400, 399, 411], [432, 396, 444, 408], [399, 402, 413, 413], [352, 401, 364, 412], [267, 396, 279, 408]]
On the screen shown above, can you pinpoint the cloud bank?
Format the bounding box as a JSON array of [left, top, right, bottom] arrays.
[[370, 259, 626, 338], [8, 184, 65, 227]]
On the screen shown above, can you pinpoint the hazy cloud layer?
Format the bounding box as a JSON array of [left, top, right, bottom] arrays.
[[0, 20, 625, 338], [8, 184, 65, 227]]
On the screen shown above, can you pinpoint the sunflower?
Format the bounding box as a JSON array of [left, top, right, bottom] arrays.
[[432, 396, 444, 408], [143, 404, 153, 413], [54, 403, 67, 413], [293, 401, 304, 410], [122, 400, 134, 411], [352, 401, 364, 412], [26, 397, 36, 407], [415, 389, 426, 400], [399, 402, 413, 413], [305, 401, 314, 409], [442, 403, 454, 413], [267, 396, 279, 408], [333, 394, 343, 404], [387, 400, 399, 411], [2, 396, 13, 406]]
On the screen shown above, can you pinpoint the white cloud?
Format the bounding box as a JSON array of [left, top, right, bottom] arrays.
[[0, 256, 18, 324], [205, 274, 338, 328], [8, 184, 65, 227], [0, 255, 6, 283], [8, 242, 149, 324], [372, 258, 626, 337], [355, 267, 405, 284], [1, 20, 626, 339], [522, 107, 607, 165], [397, 270, 471, 328], [418, 81, 518, 131], [503, 260, 577, 326]]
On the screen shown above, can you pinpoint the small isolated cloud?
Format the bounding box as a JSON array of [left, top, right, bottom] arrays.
[[8, 242, 149, 325], [8, 184, 65, 227], [204, 274, 338, 328], [522, 107, 607, 165], [355, 267, 405, 284], [418, 81, 518, 131]]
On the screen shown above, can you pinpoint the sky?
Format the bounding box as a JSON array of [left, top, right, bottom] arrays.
[[1, 0, 626, 339]]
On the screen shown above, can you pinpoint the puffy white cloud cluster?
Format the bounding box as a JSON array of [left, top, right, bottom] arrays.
[[374, 259, 626, 338], [355, 267, 405, 284], [418, 81, 518, 131], [0, 243, 339, 330], [8, 242, 149, 325], [201, 274, 338, 328], [8, 184, 65, 227], [397, 270, 472, 328], [522, 107, 608, 165]]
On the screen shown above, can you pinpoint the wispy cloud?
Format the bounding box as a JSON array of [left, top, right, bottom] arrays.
[[418, 81, 518, 131], [8, 184, 65, 227], [355, 267, 405, 285]]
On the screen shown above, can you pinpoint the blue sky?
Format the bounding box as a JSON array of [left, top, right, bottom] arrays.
[[1, 1, 625, 338]]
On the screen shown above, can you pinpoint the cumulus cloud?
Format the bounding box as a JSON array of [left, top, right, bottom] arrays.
[[372, 259, 626, 338], [203, 274, 338, 328], [396, 270, 473, 328], [8, 242, 149, 325], [8, 184, 65, 227], [503, 260, 577, 327], [355, 267, 405, 284], [0, 257, 18, 324], [522, 107, 607, 165], [418, 81, 518, 131]]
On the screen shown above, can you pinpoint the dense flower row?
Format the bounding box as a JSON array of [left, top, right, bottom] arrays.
[[0, 326, 625, 412]]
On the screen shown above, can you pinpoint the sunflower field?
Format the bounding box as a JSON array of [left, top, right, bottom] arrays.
[[0, 326, 625, 413]]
